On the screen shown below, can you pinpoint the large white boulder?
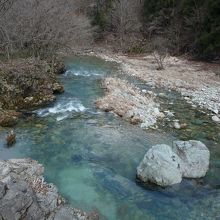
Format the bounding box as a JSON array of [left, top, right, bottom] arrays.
[[137, 144, 182, 186], [172, 140, 210, 178], [137, 140, 210, 186]]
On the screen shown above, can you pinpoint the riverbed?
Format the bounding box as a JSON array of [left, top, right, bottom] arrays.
[[0, 56, 220, 220]]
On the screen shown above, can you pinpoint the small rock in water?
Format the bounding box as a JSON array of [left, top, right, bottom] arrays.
[[184, 97, 190, 101], [164, 111, 174, 117], [6, 130, 16, 146], [212, 115, 220, 123], [158, 93, 166, 98], [174, 122, 181, 129], [212, 109, 219, 115], [158, 112, 165, 118], [180, 123, 187, 129], [153, 108, 160, 115], [147, 90, 153, 95]]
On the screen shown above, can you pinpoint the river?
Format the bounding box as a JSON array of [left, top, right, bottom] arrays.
[[0, 56, 220, 219]]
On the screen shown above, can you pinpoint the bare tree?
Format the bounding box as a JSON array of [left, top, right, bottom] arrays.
[[151, 36, 169, 70], [0, 0, 93, 60], [110, 0, 142, 47]]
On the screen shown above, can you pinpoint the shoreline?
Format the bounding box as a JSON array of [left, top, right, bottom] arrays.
[[0, 159, 95, 220], [88, 50, 220, 120]]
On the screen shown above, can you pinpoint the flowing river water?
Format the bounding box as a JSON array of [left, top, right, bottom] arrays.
[[0, 56, 220, 219]]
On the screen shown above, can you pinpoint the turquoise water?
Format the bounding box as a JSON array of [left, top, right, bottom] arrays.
[[0, 56, 220, 219]]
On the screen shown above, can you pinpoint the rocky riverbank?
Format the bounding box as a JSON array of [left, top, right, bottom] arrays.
[[92, 51, 220, 120], [0, 58, 64, 127], [0, 159, 97, 220], [96, 77, 164, 128]]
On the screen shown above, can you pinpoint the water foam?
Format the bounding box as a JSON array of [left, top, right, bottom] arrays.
[[35, 98, 86, 121], [65, 69, 101, 77]]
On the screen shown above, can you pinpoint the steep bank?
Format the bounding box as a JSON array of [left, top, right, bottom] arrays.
[[0, 159, 94, 220], [0, 58, 64, 127]]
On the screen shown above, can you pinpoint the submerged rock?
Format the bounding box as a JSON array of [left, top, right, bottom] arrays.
[[0, 159, 92, 220], [137, 141, 210, 186], [137, 144, 182, 186], [172, 140, 210, 178]]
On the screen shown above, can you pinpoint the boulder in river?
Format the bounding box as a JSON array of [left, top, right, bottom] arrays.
[[137, 140, 210, 186], [137, 144, 182, 186], [172, 140, 210, 178]]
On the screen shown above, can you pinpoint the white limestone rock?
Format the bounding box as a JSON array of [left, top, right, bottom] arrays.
[[172, 140, 210, 178], [137, 144, 182, 186]]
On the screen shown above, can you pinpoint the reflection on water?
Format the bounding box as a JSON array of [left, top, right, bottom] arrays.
[[0, 56, 220, 220]]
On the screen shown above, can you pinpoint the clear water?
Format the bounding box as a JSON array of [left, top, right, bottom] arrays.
[[0, 56, 220, 220]]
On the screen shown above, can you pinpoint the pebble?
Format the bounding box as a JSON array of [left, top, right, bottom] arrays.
[[212, 109, 219, 115], [158, 112, 165, 118], [212, 115, 220, 123], [174, 122, 181, 129], [181, 87, 220, 115], [164, 111, 174, 117], [184, 97, 190, 101], [158, 93, 166, 98]]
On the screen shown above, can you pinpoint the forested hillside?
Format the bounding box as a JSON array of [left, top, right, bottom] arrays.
[[93, 0, 220, 59], [0, 0, 220, 60]]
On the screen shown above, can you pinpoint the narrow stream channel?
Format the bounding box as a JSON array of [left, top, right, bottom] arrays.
[[0, 56, 220, 219]]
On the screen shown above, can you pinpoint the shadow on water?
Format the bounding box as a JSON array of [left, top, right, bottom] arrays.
[[0, 56, 220, 219]]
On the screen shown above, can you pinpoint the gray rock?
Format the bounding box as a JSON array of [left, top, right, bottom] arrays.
[[53, 206, 78, 220], [212, 109, 219, 115], [158, 93, 166, 98], [0, 159, 91, 220], [212, 115, 220, 123], [0, 179, 44, 220], [137, 144, 182, 186], [174, 121, 181, 129], [172, 140, 210, 178], [137, 140, 210, 186], [0, 182, 6, 199]]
